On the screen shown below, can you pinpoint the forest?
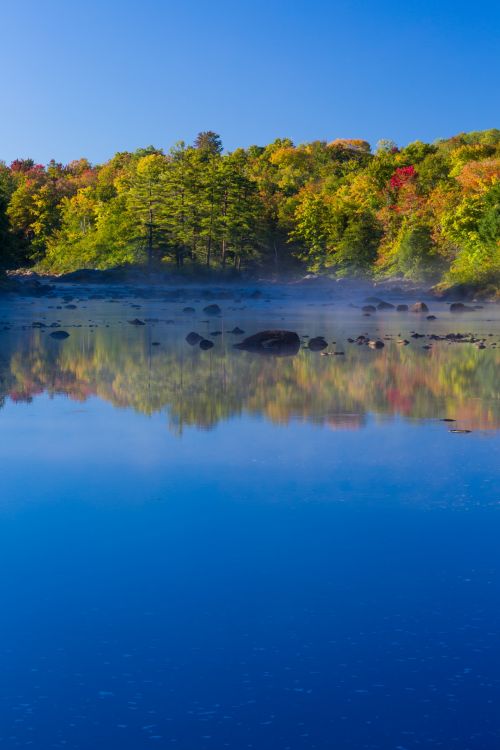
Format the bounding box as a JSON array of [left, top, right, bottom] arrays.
[[0, 129, 499, 290]]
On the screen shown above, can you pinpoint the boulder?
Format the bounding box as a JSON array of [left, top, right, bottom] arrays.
[[377, 301, 395, 310], [186, 331, 203, 345], [410, 302, 429, 313], [396, 304, 408, 312], [199, 339, 214, 350], [203, 304, 221, 315], [308, 336, 328, 351], [368, 339, 385, 349], [235, 330, 300, 357], [450, 302, 475, 313]]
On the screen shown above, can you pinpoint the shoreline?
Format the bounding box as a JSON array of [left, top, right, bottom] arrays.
[[1, 267, 498, 303]]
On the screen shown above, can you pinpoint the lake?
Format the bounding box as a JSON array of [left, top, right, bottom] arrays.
[[0, 284, 499, 749]]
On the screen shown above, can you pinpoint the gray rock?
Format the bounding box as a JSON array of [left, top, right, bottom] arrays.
[[203, 304, 221, 315], [235, 330, 300, 357], [186, 332, 203, 345], [410, 302, 429, 313], [308, 336, 328, 351], [199, 339, 214, 350], [450, 302, 475, 313]]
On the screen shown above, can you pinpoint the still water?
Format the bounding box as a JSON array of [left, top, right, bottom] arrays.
[[0, 286, 499, 749]]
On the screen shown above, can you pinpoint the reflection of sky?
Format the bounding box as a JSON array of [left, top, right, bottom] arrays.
[[1, 377, 500, 748], [1, 394, 498, 511]]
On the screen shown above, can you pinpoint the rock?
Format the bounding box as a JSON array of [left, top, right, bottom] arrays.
[[183, 306, 195, 313], [199, 339, 214, 350], [362, 305, 377, 313], [49, 330, 70, 340], [230, 326, 245, 334], [450, 302, 475, 313], [426, 315, 437, 320], [396, 304, 408, 312], [128, 318, 145, 325], [308, 336, 328, 351], [377, 301, 395, 310], [186, 331, 203, 345], [234, 330, 300, 357], [203, 304, 221, 315], [410, 302, 429, 313], [65, 304, 77, 309], [440, 283, 476, 301], [368, 339, 385, 349]]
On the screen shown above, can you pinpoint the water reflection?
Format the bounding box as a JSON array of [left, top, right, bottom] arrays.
[[1, 316, 499, 433]]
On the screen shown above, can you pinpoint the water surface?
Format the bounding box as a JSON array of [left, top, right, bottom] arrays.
[[1, 288, 499, 749]]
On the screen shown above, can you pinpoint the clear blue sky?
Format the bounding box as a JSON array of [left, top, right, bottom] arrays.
[[1, 0, 498, 164]]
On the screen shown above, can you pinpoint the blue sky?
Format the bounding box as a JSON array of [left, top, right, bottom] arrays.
[[1, 0, 498, 164]]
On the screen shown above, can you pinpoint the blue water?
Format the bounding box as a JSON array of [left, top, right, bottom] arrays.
[[0, 290, 499, 748]]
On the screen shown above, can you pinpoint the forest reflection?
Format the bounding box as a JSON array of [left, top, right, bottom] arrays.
[[1, 326, 499, 433]]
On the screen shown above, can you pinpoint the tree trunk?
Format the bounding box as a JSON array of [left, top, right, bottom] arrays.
[[148, 185, 153, 268]]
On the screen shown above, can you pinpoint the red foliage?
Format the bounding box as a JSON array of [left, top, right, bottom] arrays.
[[389, 165, 415, 189]]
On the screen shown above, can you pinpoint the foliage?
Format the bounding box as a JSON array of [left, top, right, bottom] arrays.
[[0, 129, 498, 287]]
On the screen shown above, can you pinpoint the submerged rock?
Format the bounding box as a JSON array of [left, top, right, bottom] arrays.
[[203, 304, 221, 315], [235, 330, 300, 357], [199, 339, 214, 350], [128, 318, 145, 325], [308, 336, 328, 351], [186, 331, 203, 345], [49, 330, 70, 340]]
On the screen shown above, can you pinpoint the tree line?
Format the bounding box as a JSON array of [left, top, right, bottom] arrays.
[[0, 129, 499, 287]]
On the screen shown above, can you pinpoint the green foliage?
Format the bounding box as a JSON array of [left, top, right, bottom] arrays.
[[0, 130, 498, 289], [389, 222, 443, 281]]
